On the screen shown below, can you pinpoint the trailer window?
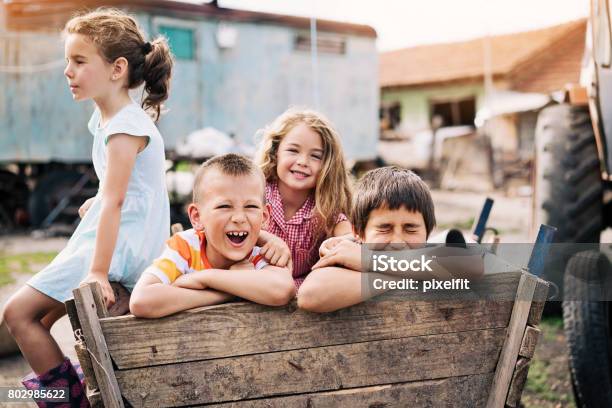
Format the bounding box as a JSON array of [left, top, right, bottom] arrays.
[[593, 0, 611, 67], [159, 25, 195, 60], [294, 33, 346, 55], [430, 97, 476, 127]]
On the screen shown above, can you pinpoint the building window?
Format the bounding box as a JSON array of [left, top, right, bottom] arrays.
[[159, 25, 195, 60], [380, 102, 402, 130], [294, 33, 346, 54], [430, 97, 476, 127]]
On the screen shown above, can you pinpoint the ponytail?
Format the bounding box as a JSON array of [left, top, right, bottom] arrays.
[[141, 37, 173, 122]]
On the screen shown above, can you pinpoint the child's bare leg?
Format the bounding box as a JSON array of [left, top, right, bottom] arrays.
[[3, 286, 65, 374]]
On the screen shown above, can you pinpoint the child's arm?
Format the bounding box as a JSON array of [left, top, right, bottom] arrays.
[[173, 260, 295, 306], [302, 244, 485, 313], [312, 239, 362, 271], [129, 271, 235, 318], [314, 242, 484, 280], [82, 133, 146, 306], [257, 230, 292, 269], [298, 267, 387, 313]]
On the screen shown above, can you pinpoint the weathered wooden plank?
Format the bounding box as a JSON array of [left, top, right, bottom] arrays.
[[89, 282, 109, 319], [103, 271, 523, 370], [87, 391, 104, 408], [505, 357, 531, 408], [116, 328, 506, 407], [74, 341, 99, 393], [487, 273, 537, 408], [104, 298, 513, 369], [207, 373, 493, 408], [518, 326, 540, 359], [65, 298, 81, 340], [67, 297, 102, 401], [527, 278, 549, 326], [73, 283, 124, 408]]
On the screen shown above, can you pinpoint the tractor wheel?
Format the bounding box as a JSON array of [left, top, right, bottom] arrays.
[[563, 250, 612, 407], [533, 104, 603, 312]]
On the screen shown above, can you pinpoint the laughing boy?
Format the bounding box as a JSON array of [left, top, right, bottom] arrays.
[[129, 154, 295, 318]]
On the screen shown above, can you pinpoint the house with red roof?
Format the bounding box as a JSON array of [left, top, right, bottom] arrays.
[[378, 19, 587, 185]]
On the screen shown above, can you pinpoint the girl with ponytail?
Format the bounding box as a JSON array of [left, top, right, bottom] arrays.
[[3, 9, 173, 405]]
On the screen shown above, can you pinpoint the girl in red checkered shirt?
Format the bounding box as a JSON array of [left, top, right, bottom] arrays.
[[256, 108, 353, 287]]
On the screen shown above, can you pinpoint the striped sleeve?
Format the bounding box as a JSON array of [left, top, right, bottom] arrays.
[[250, 247, 268, 270], [151, 233, 193, 284]]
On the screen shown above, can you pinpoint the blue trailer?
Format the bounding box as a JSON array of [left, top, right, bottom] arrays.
[[0, 0, 378, 230]]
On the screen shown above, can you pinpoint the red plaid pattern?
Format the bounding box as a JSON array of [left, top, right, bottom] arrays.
[[265, 181, 347, 287]]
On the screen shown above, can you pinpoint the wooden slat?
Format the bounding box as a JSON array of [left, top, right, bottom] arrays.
[[486, 273, 538, 408], [75, 341, 99, 393], [67, 298, 102, 401], [505, 357, 531, 408], [518, 326, 540, 359], [207, 373, 494, 408], [527, 278, 549, 326], [73, 283, 124, 408], [88, 392, 103, 408], [65, 298, 81, 339], [105, 299, 513, 369], [116, 328, 506, 407], [104, 272, 524, 369], [89, 282, 109, 318]]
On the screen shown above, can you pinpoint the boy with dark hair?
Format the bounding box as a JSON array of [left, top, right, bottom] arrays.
[[130, 153, 295, 318], [298, 166, 481, 312]]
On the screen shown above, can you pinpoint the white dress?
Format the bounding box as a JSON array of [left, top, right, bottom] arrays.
[[28, 102, 170, 301]]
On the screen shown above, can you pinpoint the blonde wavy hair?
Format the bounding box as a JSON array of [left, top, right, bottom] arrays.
[[256, 108, 352, 237]]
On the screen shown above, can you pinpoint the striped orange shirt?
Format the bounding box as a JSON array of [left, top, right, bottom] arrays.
[[148, 229, 267, 284]]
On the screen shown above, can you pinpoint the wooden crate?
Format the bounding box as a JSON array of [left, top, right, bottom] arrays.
[[66, 271, 547, 408]]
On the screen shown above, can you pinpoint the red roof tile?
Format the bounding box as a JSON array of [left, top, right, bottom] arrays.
[[380, 19, 587, 88]]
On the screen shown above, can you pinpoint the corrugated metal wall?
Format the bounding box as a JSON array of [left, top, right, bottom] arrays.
[[1, 11, 378, 163]]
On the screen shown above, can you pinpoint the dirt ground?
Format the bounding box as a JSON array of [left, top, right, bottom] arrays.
[[0, 189, 609, 407]]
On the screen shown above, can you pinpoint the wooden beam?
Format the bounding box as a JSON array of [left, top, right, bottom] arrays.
[[206, 373, 493, 407], [518, 326, 540, 359], [116, 328, 506, 407], [527, 279, 549, 326], [104, 272, 524, 369], [486, 273, 538, 408], [73, 283, 124, 408], [505, 357, 531, 408], [104, 299, 513, 369]]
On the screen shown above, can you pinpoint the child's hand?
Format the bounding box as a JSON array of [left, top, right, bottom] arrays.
[[260, 236, 291, 268], [80, 272, 115, 307], [312, 240, 362, 271], [230, 259, 255, 271], [173, 274, 207, 290], [78, 197, 96, 219], [319, 235, 356, 257]]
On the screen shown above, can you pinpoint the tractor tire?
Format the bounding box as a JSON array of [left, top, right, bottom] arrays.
[[28, 170, 83, 227], [563, 250, 612, 408], [533, 104, 603, 310], [533, 104, 602, 243]]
